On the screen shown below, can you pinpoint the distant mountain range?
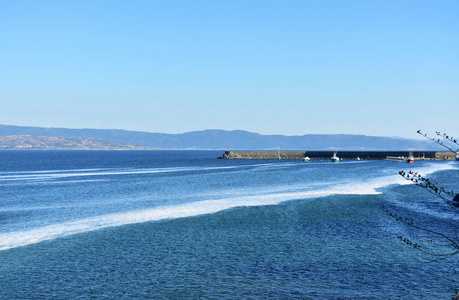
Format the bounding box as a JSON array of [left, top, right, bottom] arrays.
[[0, 124, 441, 150]]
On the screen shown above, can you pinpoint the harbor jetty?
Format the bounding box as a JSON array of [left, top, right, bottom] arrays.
[[219, 151, 455, 160]]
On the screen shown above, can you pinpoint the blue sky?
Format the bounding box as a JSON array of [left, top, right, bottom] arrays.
[[1, 0, 457, 138]]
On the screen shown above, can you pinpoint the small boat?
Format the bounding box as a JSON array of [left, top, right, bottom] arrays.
[[386, 156, 404, 161], [356, 157, 360, 161], [303, 156, 310, 162], [407, 153, 414, 163], [331, 152, 339, 162]]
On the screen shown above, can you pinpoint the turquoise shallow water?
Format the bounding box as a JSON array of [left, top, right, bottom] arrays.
[[0, 151, 458, 299]]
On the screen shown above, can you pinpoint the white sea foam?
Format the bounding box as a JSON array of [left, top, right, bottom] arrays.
[[0, 162, 302, 183], [384, 162, 459, 220], [0, 168, 108, 174], [0, 165, 243, 183], [1, 162, 456, 251]]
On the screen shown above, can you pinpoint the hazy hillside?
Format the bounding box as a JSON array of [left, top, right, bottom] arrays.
[[0, 135, 151, 150], [0, 124, 441, 150]]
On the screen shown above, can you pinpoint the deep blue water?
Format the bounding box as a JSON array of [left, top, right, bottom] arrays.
[[0, 150, 458, 299]]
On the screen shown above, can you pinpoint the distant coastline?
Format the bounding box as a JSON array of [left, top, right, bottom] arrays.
[[0, 135, 152, 151], [0, 124, 443, 151]]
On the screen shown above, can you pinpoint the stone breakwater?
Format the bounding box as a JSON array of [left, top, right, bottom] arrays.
[[219, 151, 454, 160]]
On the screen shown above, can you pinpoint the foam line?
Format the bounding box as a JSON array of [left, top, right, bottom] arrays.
[[0, 165, 243, 182], [0, 188, 365, 251], [0, 162, 455, 251], [0, 168, 108, 175]]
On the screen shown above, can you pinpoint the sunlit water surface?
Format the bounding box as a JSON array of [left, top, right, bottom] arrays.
[[0, 151, 458, 299]]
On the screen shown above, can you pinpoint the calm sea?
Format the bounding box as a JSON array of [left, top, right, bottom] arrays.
[[0, 150, 458, 299]]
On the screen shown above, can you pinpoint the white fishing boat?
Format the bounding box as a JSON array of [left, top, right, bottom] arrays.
[[331, 152, 339, 163], [303, 156, 310, 162], [407, 153, 414, 163]]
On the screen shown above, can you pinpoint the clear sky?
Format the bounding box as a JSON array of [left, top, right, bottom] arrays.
[[1, 0, 458, 138]]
